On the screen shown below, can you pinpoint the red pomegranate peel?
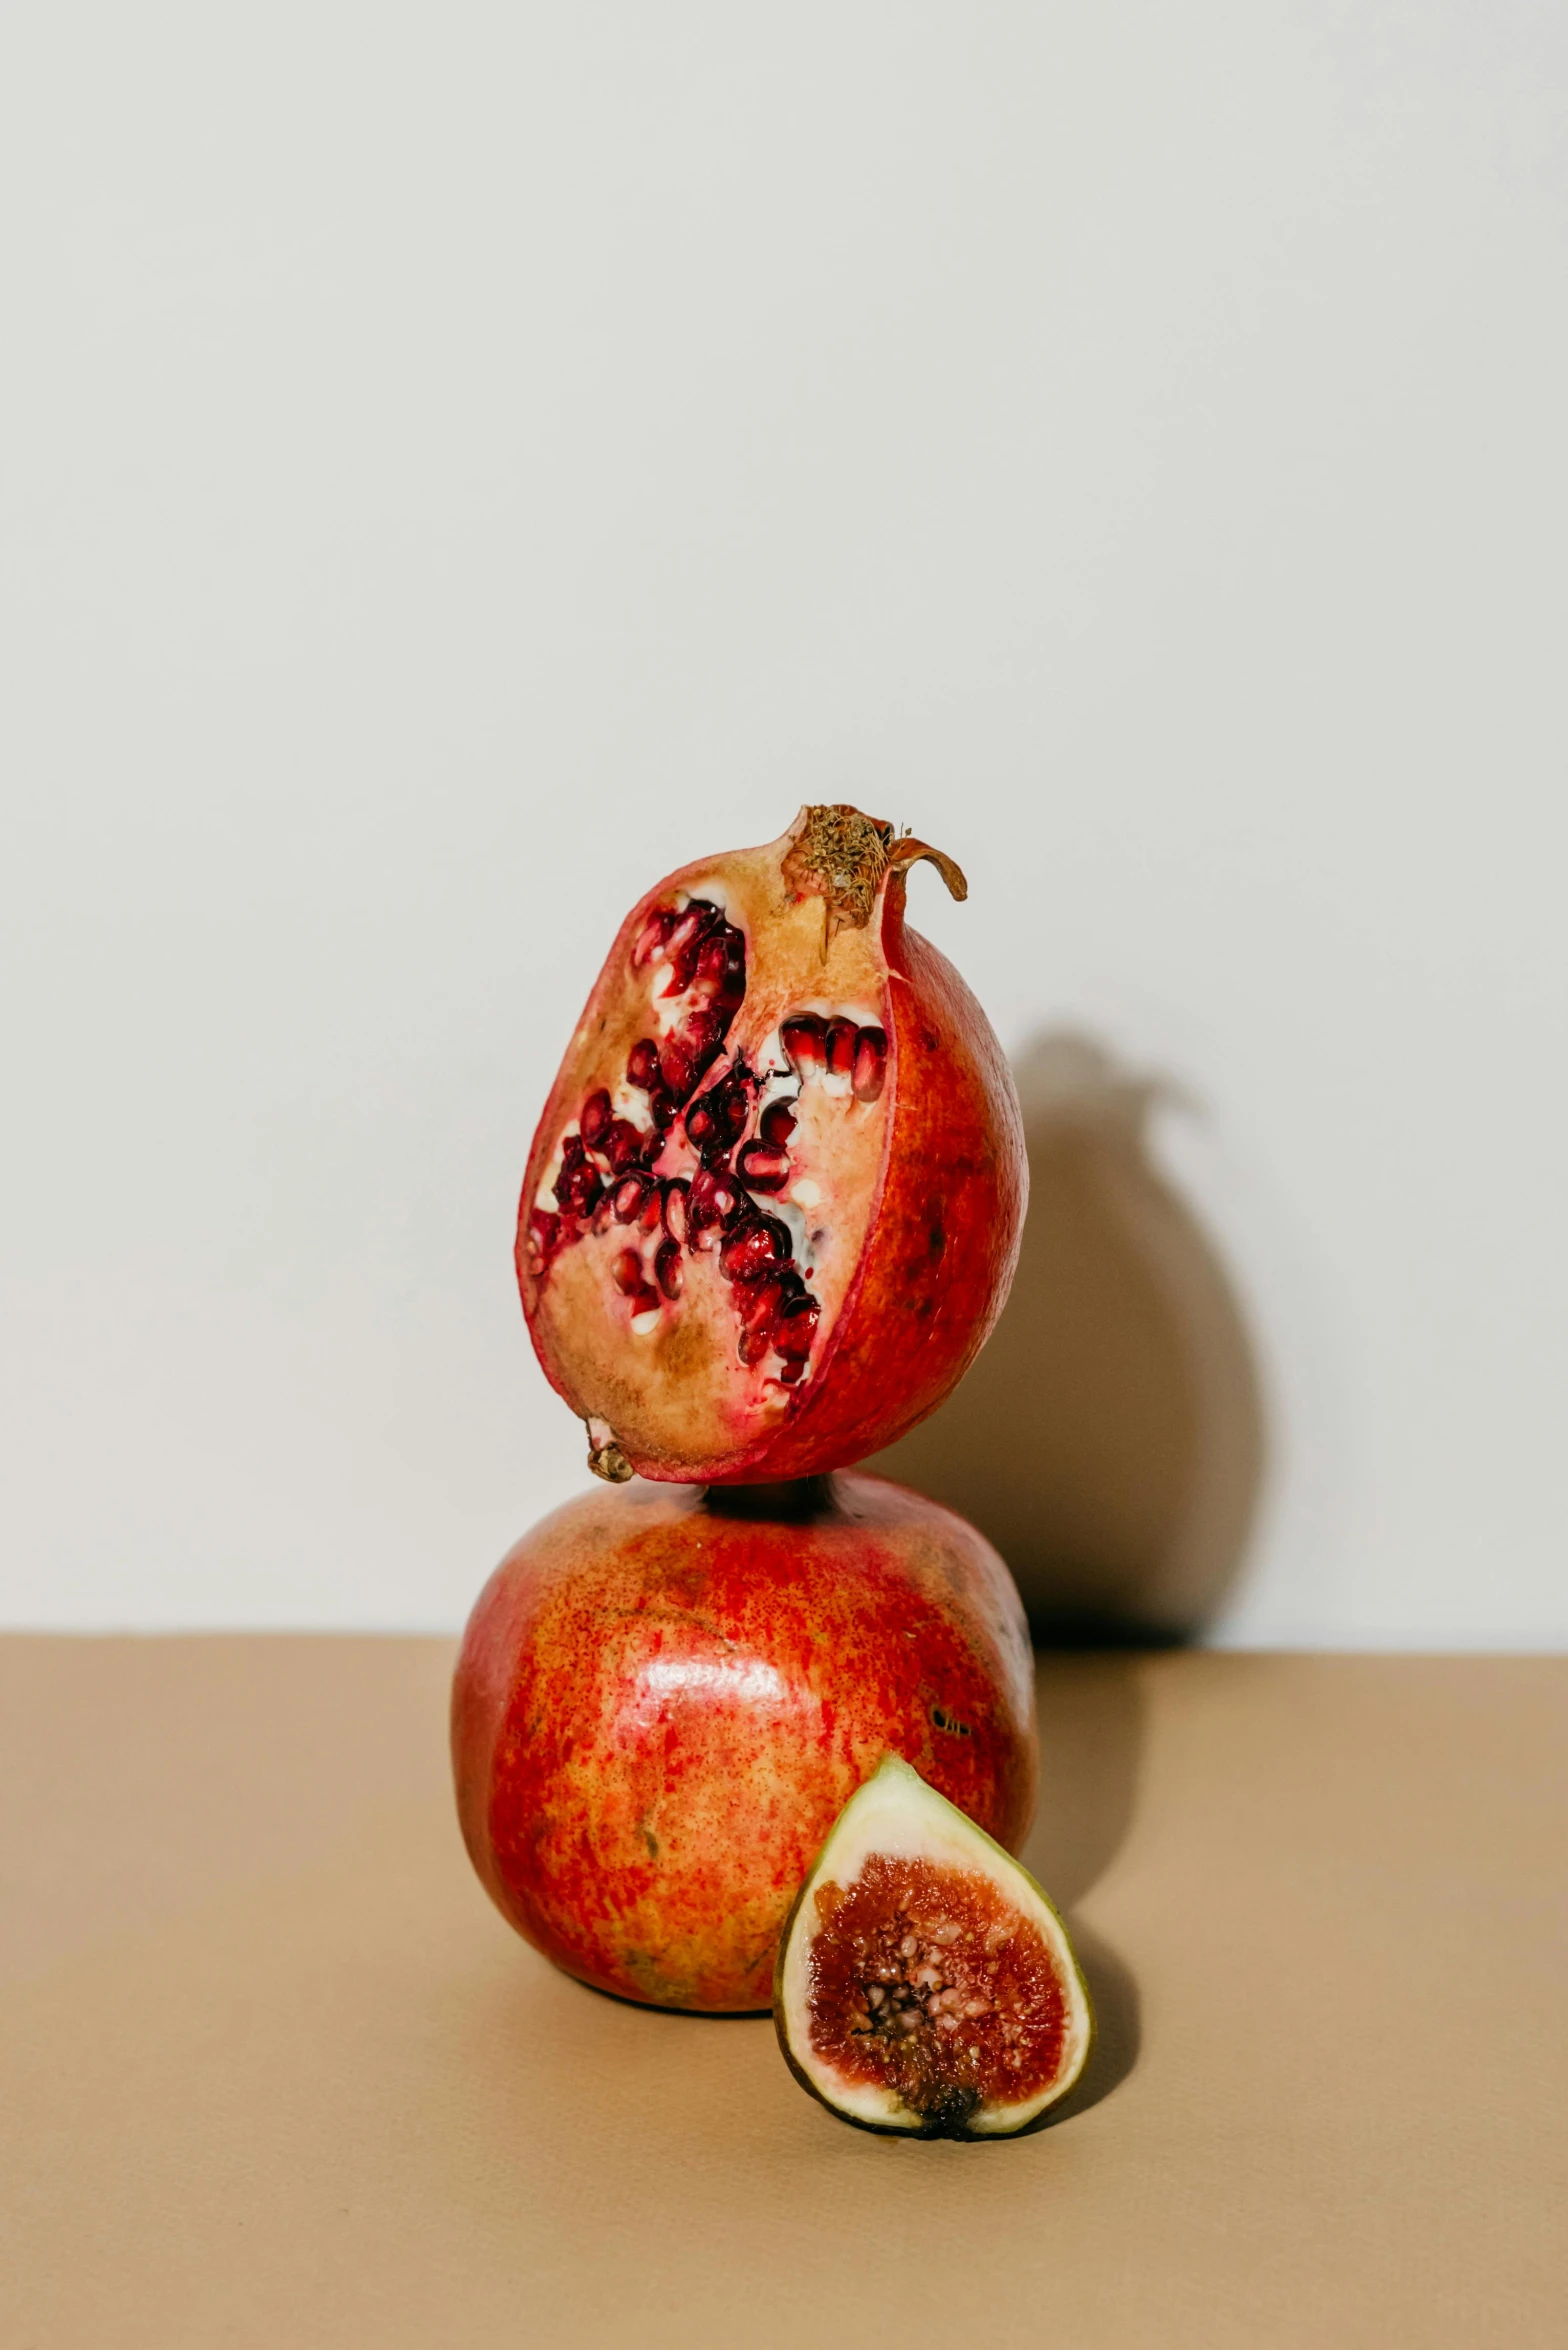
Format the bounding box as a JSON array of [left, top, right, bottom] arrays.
[[450, 1473, 1038, 2013]]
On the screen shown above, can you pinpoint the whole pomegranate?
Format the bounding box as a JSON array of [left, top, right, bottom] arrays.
[[452, 1473, 1037, 2012], [518, 804, 1026, 1484]]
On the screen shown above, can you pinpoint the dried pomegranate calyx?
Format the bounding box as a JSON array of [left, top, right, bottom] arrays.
[[585, 1422, 633, 1483], [781, 805, 968, 952]]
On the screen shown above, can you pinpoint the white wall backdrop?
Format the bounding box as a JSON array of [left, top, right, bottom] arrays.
[[3, 1, 1564, 1639]]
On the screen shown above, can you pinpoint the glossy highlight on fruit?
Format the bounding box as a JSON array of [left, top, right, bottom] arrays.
[[775, 1754, 1092, 2137], [517, 805, 1027, 1485], [450, 1473, 1038, 2013]]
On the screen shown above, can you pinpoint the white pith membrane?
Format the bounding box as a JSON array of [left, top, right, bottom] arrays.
[[775, 1756, 1093, 2138], [521, 850, 895, 1474]]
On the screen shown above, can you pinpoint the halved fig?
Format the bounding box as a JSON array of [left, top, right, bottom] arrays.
[[774, 1753, 1092, 2138], [517, 803, 1026, 1485]]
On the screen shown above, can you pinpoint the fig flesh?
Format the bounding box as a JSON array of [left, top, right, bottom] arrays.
[[774, 1753, 1092, 2137]]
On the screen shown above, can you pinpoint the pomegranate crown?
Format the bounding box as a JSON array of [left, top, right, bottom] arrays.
[[781, 805, 968, 951]]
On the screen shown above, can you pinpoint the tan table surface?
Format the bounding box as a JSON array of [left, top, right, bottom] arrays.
[[2, 1638, 1563, 2349]]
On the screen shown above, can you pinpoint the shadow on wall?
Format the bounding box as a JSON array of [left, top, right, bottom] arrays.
[[871, 1028, 1267, 1644]]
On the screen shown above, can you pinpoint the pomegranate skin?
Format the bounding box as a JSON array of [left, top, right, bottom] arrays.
[[451, 1473, 1038, 2012], [754, 916, 1023, 1483], [517, 807, 1028, 1484]]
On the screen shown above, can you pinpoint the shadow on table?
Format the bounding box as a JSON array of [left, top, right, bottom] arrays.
[[870, 1026, 1267, 1643], [1013, 1651, 1147, 2126]]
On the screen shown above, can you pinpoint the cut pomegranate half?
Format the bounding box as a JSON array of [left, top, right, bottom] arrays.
[[516, 804, 1026, 1484]]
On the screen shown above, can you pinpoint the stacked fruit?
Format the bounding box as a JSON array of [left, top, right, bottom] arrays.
[[452, 805, 1092, 2137]]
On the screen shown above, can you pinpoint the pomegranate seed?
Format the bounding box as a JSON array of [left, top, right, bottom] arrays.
[[612, 1172, 651, 1224], [638, 1184, 664, 1234], [759, 1099, 797, 1147], [737, 1274, 789, 1337], [688, 1006, 726, 1061], [777, 1356, 807, 1384], [647, 1086, 676, 1131], [683, 1094, 719, 1153], [580, 1089, 613, 1147], [611, 1248, 644, 1296], [709, 935, 747, 1012], [825, 1018, 858, 1079], [662, 1009, 725, 1104], [626, 1038, 661, 1090], [604, 1119, 644, 1173], [663, 901, 719, 992], [668, 899, 716, 948], [664, 949, 699, 998], [629, 1282, 662, 1322], [659, 1037, 698, 1102], [689, 1068, 754, 1159], [719, 1216, 791, 1285], [592, 1189, 616, 1234], [554, 1157, 603, 1219], [774, 1295, 820, 1358], [655, 1239, 683, 1301], [781, 1014, 827, 1080], [662, 1179, 690, 1245], [633, 907, 677, 967], [737, 1326, 772, 1366], [736, 1139, 790, 1193], [689, 1166, 743, 1244], [690, 933, 737, 1001], [526, 1208, 562, 1271], [852, 1026, 887, 1103], [691, 935, 724, 991]]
